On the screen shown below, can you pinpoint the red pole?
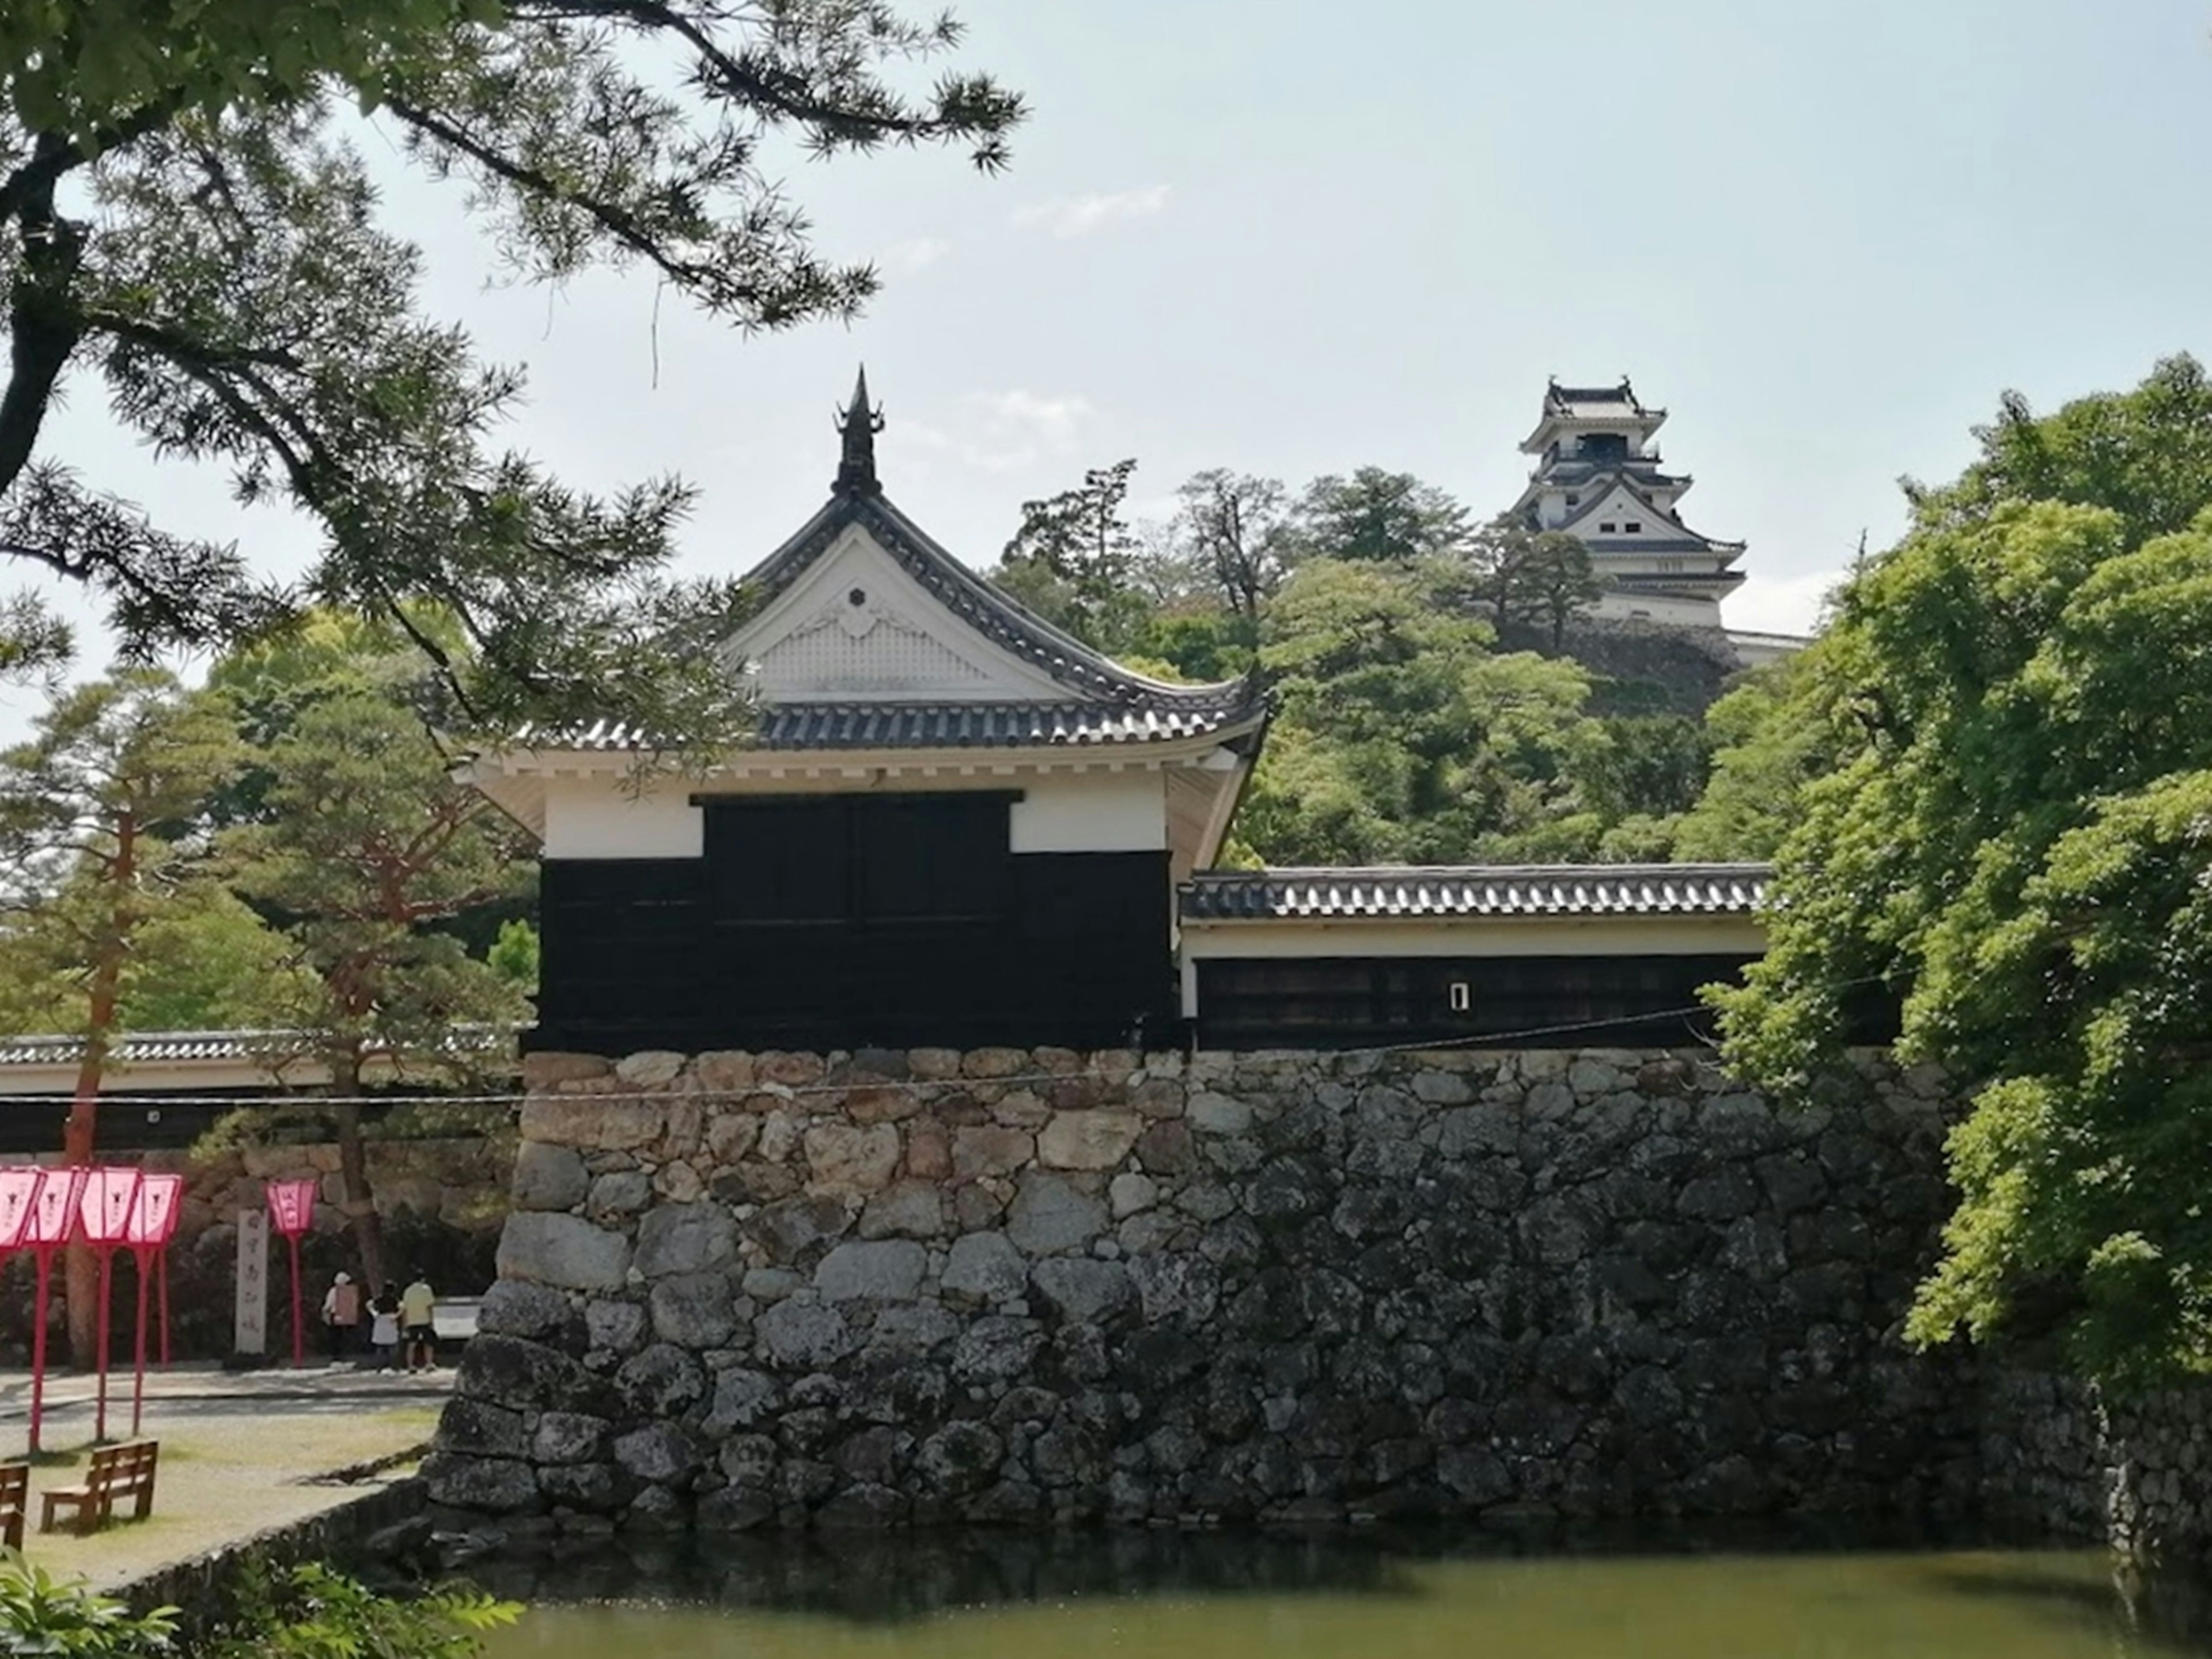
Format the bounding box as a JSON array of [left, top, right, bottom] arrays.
[[288, 1234, 305, 1369], [93, 1248, 113, 1442], [157, 1249, 171, 1369], [130, 1251, 150, 1439], [28, 1251, 51, 1456]]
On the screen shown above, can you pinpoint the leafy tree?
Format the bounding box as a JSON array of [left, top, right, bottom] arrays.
[[1288, 467, 1471, 565], [1465, 518, 1605, 647], [1237, 559, 1601, 864], [1174, 469, 1291, 626], [1670, 657, 1835, 859], [488, 918, 540, 994], [993, 459, 1146, 651], [228, 688, 532, 1291], [0, 2, 1022, 724], [1714, 358, 2212, 1385], [0, 667, 242, 1359], [1577, 714, 1713, 824]]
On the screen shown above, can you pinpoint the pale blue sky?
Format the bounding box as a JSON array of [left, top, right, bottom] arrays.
[[13, 0, 2212, 726]]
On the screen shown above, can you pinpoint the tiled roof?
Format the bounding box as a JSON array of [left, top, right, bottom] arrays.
[[0, 1028, 505, 1070], [514, 487, 1265, 755], [1180, 865, 1768, 921], [554, 700, 1260, 752], [1544, 379, 1661, 423]]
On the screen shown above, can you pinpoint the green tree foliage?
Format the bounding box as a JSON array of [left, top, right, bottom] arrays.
[[226, 687, 533, 1290], [200, 1562, 516, 1659], [1288, 467, 1471, 564], [0, 2, 1022, 727], [0, 1556, 176, 1657], [0, 668, 243, 1359], [1713, 357, 2212, 1384], [1669, 657, 1835, 860], [1236, 559, 1603, 863], [994, 459, 1146, 651], [488, 917, 540, 994], [1465, 518, 1607, 649]]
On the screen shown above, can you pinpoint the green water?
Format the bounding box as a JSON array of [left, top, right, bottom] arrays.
[[480, 1534, 2212, 1659]]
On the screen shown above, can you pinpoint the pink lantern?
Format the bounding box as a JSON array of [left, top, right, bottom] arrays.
[[266, 1179, 318, 1369], [22, 1167, 88, 1455], [124, 1175, 183, 1438], [78, 1168, 141, 1443], [0, 1169, 39, 1260]]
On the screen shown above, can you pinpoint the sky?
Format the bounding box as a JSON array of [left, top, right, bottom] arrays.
[[12, 0, 2212, 727]]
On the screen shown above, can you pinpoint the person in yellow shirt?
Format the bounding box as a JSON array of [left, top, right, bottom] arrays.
[[399, 1273, 438, 1373]]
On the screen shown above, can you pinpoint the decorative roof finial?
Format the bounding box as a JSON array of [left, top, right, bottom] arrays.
[[834, 366, 885, 495]]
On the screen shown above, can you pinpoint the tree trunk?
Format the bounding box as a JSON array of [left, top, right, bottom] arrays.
[[64, 812, 133, 1369], [328, 1053, 387, 1294]]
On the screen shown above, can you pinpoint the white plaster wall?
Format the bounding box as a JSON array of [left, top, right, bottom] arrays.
[[1009, 771, 1166, 853], [537, 768, 1165, 859], [1592, 587, 1727, 627], [541, 777, 704, 859]]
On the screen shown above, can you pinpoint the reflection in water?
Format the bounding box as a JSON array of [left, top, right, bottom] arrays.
[[472, 1526, 2212, 1659]]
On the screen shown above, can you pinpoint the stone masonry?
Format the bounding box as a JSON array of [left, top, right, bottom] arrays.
[[425, 1044, 1982, 1536]]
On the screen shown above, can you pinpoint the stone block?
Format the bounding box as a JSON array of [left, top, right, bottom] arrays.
[[615, 1051, 688, 1089], [521, 1052, 612, 1089], [1037, 1110, 1142, 1171], [650, 1271, 741, 1348], [757, 1300, 856, 1369], [942, 1232, 1027, 1305], [520, 1097, 666, 1151], [584, 1298, 647, 1358], [964, 1048, 1030, 1078], [1135, 1120, 1195, 1174], [441, 1397, 527, 1459], [653, 1159, 706, 1204], [423, 1453, 537, 1512], [476, 1279, 575, 1345], [1029, 1257, 1135, 1325], [705, 1113, 763, 1165], [1187, 1093, 1253, 1136], [859, 1181, 947, 1240], [815, 1240, 926, 1302], [990, 1089, 1053, 1128], [613, 1423, 703, 1486], [635, 1202, 738, 1278], [804, 1123, 902, 1193], [1109, 1172, 1158, 1219], [498, 1212, 631, 1293], [703, 1369, 782, 1437], [757, 1051, 827, 1087], [695, 1051, 756, 1094], [1006, 1173, 1107, 1257], [846, 1087, 919, 1124], [743, 1194, 854, 1263], [952, 1125, 1033, 1180], [616, 1343, 706, 1416], [908, 1047, 964, 1080], [587, 1171, 653, 1219], [534, 1411, 611, 1466], [904, 1120, 952, 1181]]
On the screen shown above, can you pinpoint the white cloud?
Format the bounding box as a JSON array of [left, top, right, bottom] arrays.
[[1728, 566, 1845, 638], [878, 237, 950, 274], [902, 389, 1097, 474], [1012, 184, 1171, 240]]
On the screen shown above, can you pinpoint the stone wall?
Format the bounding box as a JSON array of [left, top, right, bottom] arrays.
[[425, 1044, 1979, 1535], [0, 1137, 510, 1363], [1982, 1371, 2212, 1568]]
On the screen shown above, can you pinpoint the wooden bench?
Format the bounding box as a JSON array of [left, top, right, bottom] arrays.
[[39, 1441, 158, 1537], [0, 1462, 25, 1550]]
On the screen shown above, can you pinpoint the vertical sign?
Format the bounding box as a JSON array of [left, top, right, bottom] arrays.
[[234, 1209, 269, 1355]]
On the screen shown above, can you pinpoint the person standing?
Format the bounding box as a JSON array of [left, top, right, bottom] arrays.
[[320, 1271, 362, 1363], [399, 1272, 437, 1373], [368, 1286, 402, 1370]]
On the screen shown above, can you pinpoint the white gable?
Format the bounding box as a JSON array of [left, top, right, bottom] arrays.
[[729, 524, 1078, 704], [1571, 482, 1682, 539]]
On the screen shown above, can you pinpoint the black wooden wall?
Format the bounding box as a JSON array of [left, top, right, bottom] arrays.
[[531, 793, 1176, 1055], [1193, 953, 1759, 1050]]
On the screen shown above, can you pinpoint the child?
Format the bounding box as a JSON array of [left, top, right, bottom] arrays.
[[368, 1286, 402, 1370]]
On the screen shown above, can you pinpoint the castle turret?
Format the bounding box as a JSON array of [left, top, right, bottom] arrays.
[[1512, 378, 1745, 627]]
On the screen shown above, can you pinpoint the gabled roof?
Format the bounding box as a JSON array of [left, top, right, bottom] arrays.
[[1181, 864, 1768, 921], [510, 382, 1264, 757], [1548, 475, 1744, 560], [736, 486, 1262, 733], [1522, 377, 1668, 449]]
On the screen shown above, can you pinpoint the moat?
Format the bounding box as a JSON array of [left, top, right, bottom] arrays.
[[474, 1528, 2212, 1659]]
